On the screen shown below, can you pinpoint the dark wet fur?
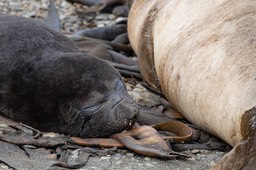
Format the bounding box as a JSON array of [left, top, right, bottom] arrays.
[[0, 15, 139, 137]]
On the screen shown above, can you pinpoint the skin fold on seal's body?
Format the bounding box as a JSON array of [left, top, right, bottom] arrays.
[[128, 0, 256, 169], [0, 14, 139, 138]]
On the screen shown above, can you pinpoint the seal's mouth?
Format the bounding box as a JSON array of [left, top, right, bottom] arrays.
[[125, 112, 138, 130]]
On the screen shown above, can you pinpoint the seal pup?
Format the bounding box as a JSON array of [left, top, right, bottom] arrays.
[[0, 14, 139, 138], [128, 0, 256, 168]]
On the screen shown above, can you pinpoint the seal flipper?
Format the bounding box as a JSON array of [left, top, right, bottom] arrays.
[[212, 107, 256, 169], [212, 138, 256, 169], [44, 0, 60, 31]]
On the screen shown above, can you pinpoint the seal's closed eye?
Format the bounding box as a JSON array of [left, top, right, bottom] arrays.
[[83, 103, 103, 113]]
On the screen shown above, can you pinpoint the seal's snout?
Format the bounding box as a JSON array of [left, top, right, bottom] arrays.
[[124, 103, 139, 130], [118, 98, 139, 130], [108, 88, 139, 126], [123, 101, 139, 119]]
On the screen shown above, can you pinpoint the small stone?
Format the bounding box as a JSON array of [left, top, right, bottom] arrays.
[[108, 14, 116, 20], [114, 153, 122, 157], [198, 155, 206, 160], [95, 14, 109, 20], [70, 149, 79, 158], [115, 160, 122, 165], [113, 156, 121, 161], [0, 124, 8, 128], [144, 157, 151, 161], [188, 157, 196, 161], [115, 17, 126, 23], [43, 132, 58, 138], [23, 11, 36, 18], [145, 163, 154, 167], [209, 160, 217, 166], [201, 150, 210, 154], [100, 156, 110, 160], [88, 167, 104, 170], [191, 149, 201, 154], [60, 1, 69, 8], [47, 153, 57, 160], [23, 145, 37, 149], [126, 153, 134, 157], [96, 23, 105, 27], [0, 164, 9, 169], [184, 150, 191, 154], [124, 167, 133, 170]]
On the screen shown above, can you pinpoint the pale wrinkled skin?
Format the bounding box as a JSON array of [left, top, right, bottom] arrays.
[[128, 0, 256, 169]]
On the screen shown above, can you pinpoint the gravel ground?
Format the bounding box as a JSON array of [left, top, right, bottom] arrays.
[[83, 151, 225, 170], [0, 0, 227, 169]]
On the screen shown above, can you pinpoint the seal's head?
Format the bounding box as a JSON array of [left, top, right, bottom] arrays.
[[68, 78, 139, 138], [0, 15, 139, 138], [52, 53, 139, 138]]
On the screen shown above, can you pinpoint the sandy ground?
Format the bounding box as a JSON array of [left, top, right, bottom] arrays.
[[0, 0, 228, 169]]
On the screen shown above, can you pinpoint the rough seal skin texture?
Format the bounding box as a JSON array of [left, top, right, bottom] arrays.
[[128, 0, 256, 147], [0, 14, 139, 138], [128, 0, 256, 169]]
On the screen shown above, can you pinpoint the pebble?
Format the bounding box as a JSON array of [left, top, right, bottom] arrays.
[[108, 14, 116, 20], [0, 164, 9, 170], [96, 20, 115, 27], [43, 132, 58, 138], [126, 153, 134, 157], [23, 145, 37, 149], [88, 167, 104, 170], [115, 160, 122, 165], [23, 11, 36, 18], [100, 156, 111, 160], [188, 157, 196, 161], [95, 14, 110, 20], [184, 150, 191, 154], [115, 17, 127, 23], [145, 163, 154, 167], [209, 160, 217, 166], [113, 156, 121, 161], [0, 123, 8, 128], [70, 149, 80, 158], [144, 157, 151, 161], [201, 150, 210, 154], [60, 1, 69, 8], [198, 155, 206, 160], [191, 149, 201, 154]]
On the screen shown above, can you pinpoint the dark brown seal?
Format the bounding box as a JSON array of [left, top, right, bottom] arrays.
[[0, 14, 139, 138]]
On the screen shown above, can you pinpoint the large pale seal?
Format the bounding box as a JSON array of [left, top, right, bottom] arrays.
[[0, 14, 139, 138], [128, 0, 256, 169]]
